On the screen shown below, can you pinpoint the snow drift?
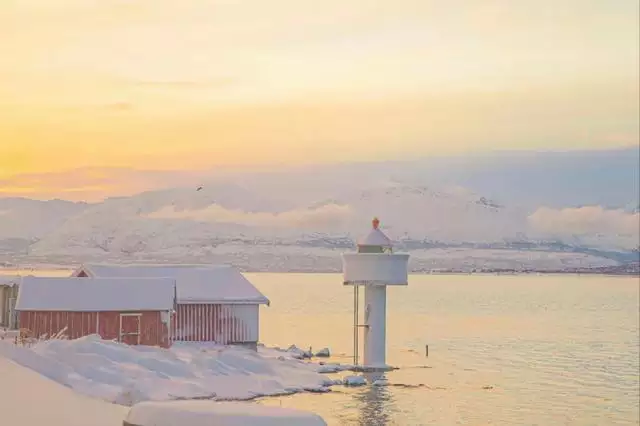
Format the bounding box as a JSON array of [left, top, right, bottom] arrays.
[[0, 336, 342, 406], [125, 400, 327, 426], [0, 356, 127, 426]]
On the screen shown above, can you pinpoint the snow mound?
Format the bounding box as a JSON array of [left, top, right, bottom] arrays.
[[314, 347, 331, 357], [372, 378, 389, 386], [0, 335, 340, 405], [126, 400, 327, 426], [0, 356, 127, 426], [317, 363, 352, 373], [343, 375, 367, 386], [286, 344, 313, 359]]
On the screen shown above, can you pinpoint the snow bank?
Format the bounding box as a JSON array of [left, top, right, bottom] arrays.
[[0, 335, 341, 405], [285, 344, 313, 359], [0, 356, 127, 426], [372, 377, 389, 386], [125, 400, 327, 426], [343, 375, 367, 386], [314, 348, 331, 357], [0, 328, 18, 340]]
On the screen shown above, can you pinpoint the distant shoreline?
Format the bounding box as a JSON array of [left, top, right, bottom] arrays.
[[1, 265, 637, 277]]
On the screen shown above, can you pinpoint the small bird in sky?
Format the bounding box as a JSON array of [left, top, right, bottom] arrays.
[[196, 186, 203, 191]]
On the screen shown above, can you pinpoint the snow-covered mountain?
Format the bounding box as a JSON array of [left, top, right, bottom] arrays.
[[22, 183, 519, 255], [0, 198, 88, 241], [323, 185, 527, 242], [0, 180, 637, 271]]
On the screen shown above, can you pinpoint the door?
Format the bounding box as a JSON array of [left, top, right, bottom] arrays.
[[119, 314, 141, 345]]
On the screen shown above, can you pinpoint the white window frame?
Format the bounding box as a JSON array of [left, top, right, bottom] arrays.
[[118, 313, 142, 345]]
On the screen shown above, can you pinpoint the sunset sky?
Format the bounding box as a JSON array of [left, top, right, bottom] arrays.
[[0, 0, 638, 195]]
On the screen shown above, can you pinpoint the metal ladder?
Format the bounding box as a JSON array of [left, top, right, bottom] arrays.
[[352, 284, 369, 367]]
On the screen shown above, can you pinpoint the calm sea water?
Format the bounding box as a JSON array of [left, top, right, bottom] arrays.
[[248, 273, 639, 426], [3, 270, 638, 425]]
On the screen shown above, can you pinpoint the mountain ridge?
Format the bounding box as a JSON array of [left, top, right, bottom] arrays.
[[0, 182, 636, 273], [1, 147, 637, 271]]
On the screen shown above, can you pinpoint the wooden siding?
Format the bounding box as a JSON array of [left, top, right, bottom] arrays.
[[18, 311, 170, 347], [172, 304, 259, 344]]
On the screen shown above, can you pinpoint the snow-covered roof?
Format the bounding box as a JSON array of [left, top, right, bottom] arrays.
[[72, 264, 269, 305], [15, 277, 176, 312], [0, 275, 20, 287], [358, 228, 393, 247], [357, 218, 392, 248]]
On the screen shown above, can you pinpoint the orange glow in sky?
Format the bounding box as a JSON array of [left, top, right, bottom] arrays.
[[0, 0, 638, 192]]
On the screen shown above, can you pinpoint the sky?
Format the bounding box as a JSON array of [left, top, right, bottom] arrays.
[[0, 0, 638, 197]]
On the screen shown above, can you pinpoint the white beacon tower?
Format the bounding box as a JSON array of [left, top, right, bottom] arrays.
[[342, 217, 410, 370]]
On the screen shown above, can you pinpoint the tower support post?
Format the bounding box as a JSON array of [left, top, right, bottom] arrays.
[[363, 284, 387, 369]]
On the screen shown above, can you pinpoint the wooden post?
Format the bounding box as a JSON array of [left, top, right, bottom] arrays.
[[425, 344, 429, 357]]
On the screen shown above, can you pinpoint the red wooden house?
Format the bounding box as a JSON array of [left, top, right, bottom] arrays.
[[15, 277, 176, 347], [71, 264, 270, 348]]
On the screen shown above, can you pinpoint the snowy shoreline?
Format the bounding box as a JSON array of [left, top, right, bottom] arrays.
[[3, 242, 637, 276], [0, 335, 358, 407], [1, 265, 638, 276]]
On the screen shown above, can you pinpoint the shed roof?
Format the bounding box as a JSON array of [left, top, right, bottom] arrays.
[[16, 277, 176, 312], [0, 275, 20, 287], [72, 264, 269, 305]]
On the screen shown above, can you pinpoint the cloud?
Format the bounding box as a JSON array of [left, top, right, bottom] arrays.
[[129, 78, 235, 89], [100, 102, 133, 111], [146, 203, 354, 230], [602, 132, 639, 146], [528, 206, 640, 237], [0, 168, 208, 202]]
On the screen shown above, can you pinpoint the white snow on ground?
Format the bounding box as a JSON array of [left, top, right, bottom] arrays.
[[343, 375, 367, 387], [408, 247, 620, 272], [0, 356, 127, 426], [125, 400, 327, 426], [0, 336, 346, 406], [2, 181, 634, 268], [314, 348, 331, 357], [0, 328, 19, 340], [7, 244, 623, 274]]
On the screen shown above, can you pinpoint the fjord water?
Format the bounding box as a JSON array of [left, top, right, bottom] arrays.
[[250, 273, 639, 426], [3, 270, 638, 425]]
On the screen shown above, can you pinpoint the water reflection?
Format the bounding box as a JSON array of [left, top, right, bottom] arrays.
[[355, 373, 394, 426]]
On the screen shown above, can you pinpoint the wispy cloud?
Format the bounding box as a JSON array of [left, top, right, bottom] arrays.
[[528, 206, 639, 237], [0, 168, 207, 201], [146, 203, 354, 230], [100, 102, 134, 111], [1, 0, 637, 178], [128, 78, 235, 89]]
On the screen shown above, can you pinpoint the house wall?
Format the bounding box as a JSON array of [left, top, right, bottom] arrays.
[[0, 286, 19, 328], [0, 287, 7, 326], [172, 304, 259, 344], [18, 311, 170, 347]]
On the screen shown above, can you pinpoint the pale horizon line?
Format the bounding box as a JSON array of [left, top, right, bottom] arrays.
[[2, 143, 637, 179]]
